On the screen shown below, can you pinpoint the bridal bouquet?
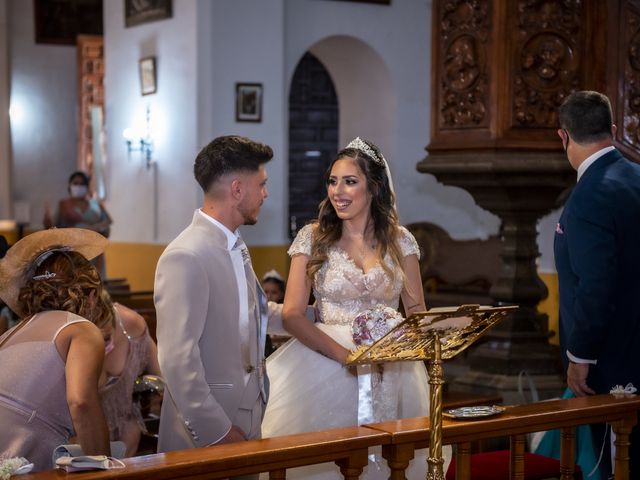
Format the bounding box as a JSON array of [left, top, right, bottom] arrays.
[[351, 305, 404, 346]]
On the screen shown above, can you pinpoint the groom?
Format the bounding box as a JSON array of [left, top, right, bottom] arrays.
[[155, 135, 273, 453]]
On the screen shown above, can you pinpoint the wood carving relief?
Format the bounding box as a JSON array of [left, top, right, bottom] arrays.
[[623, 3, 640, 148], [512, 0, 583, 128], [77, 35, 104, 174], [439, 0, 490, 129]]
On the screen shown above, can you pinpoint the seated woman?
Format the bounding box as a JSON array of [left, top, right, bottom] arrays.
[[100, 292, 161, 457], [43, 171, 112, 235], [261, 269, 286, 303], [43, 171, 112, 277], [0, 228, 112, 471], [262, 270, 287, 356]]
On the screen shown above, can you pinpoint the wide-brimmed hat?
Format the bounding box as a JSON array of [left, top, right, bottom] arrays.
[[0, 228, 107, 317]]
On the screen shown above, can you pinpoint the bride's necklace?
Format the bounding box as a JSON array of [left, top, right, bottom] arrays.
[[358, 240, 377, 262]]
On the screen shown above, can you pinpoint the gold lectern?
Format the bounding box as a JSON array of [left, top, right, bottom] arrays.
[[346, 304, 518, 480]]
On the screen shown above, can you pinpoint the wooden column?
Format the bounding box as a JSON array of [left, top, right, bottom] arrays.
[[381, 443, 415, 480], [559, 426, 576, 480], [76, 35, 104, 184], [509, 434, 526, 480], [335, 450, 369, 480]]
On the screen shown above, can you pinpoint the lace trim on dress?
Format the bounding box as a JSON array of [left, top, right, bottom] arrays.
[[289, 224, 420, 259], [288, 224, 314, 257]]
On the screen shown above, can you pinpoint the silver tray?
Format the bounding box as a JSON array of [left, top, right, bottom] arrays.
[[443, 405, 506, 419]]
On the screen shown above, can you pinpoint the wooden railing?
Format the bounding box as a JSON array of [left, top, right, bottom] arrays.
[[21, 394, 640, 480]]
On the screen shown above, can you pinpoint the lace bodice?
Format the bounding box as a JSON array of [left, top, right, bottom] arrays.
[[288, 224, 420, 326]]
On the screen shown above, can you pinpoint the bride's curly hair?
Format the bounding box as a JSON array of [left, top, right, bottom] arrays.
[[18, 250, 113, 330], [306, 140, 404, 283]]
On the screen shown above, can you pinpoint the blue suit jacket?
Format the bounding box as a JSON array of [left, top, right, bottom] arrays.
[[554, 148, 640, 394]]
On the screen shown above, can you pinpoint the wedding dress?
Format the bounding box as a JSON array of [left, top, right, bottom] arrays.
[[261, 224, 451, 479]]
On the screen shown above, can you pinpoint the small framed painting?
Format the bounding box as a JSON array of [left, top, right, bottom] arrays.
[[139, 57, 157, 96], [125, 0, 172, 28], [235, 83, 263, 122]]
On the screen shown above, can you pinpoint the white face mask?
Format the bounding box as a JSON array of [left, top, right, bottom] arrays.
[[69, 185, 88, 198]]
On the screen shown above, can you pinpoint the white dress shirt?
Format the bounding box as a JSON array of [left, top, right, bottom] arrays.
[[198, 210, 250, 383]]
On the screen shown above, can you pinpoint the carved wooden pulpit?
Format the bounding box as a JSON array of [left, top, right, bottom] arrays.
[[419, 0, 640, 401]]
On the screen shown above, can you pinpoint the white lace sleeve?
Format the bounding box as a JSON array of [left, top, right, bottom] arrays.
[[288, 224, 314, 257], [398, 226, 420, 259]]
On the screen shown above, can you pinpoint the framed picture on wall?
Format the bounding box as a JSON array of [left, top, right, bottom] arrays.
[[139, 57, 157, 95], [236, 83, 263, 122], [125, 0, 173, 28]]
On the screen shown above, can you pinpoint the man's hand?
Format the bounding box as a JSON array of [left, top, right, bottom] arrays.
[[567, 362, 596, 397], [218, 425, 247, 444]]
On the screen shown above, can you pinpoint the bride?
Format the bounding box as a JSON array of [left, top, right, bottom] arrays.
[[262, 138, 451, 479]]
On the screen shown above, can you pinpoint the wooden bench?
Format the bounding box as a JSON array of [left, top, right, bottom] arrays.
[[19, 394, 640, 480]]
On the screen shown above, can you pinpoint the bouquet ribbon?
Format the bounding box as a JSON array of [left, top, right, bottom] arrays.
[[356, 364, 400, 425], [357, 364, 375, 424]]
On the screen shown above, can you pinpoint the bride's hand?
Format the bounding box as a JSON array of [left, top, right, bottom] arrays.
[[336, 346, 358, 375]]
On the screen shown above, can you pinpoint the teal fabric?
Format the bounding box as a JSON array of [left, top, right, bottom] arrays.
[[533, 388, 600, 479]]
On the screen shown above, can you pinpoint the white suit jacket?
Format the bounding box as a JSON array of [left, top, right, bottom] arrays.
[[154, 210, 270, 452]]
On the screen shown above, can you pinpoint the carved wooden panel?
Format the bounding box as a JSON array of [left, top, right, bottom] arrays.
[[621, 1, 640, 150], [76, 35, 104, 175], [509, 0, 585, 129], [428, 0, 611, 151], [437, 0, 491, 130]]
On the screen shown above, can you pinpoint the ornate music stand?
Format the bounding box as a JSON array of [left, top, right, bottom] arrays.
[[346, 304, 518, 480]]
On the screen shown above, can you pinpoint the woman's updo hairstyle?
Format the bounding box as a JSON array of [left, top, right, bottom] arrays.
[[18, 250, 113, 330]]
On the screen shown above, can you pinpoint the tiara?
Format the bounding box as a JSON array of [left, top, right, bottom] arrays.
[[33, 271, 57, 281], [345, 137, 385, 166]]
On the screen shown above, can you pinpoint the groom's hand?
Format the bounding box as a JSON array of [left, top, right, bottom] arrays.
[[218, 425, 247, 444]]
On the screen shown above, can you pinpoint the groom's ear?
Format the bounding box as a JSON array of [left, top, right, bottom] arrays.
[[230, 178, 242, 200]]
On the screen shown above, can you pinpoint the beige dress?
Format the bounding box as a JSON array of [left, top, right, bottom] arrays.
[[100, 310, 151, 444], [0, 311, 90, 471]]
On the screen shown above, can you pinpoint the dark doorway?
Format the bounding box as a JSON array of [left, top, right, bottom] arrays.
[[288, 52, 339, 239]]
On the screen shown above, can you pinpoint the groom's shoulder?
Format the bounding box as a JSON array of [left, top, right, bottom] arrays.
[[163, 219, 226, 259]]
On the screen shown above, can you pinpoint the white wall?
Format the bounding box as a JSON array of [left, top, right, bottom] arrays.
[[8, 0, 76, 227], [538, 207, 562, 272], [284, 0, 501, 242], [104, 0, 200, 244], [206, 0, 287, 245], [103, 0, 287, 246], [0, 0, 11, 219], [105, 0, 558, 269]]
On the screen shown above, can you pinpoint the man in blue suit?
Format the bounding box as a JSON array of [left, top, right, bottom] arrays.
[[554, 90, 640, 477]]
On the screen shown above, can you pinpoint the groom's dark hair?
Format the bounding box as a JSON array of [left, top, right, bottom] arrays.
[[194, 135, 273, 193]]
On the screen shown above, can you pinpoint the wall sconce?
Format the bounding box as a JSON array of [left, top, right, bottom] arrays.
[[123, 106, 154, 169]]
